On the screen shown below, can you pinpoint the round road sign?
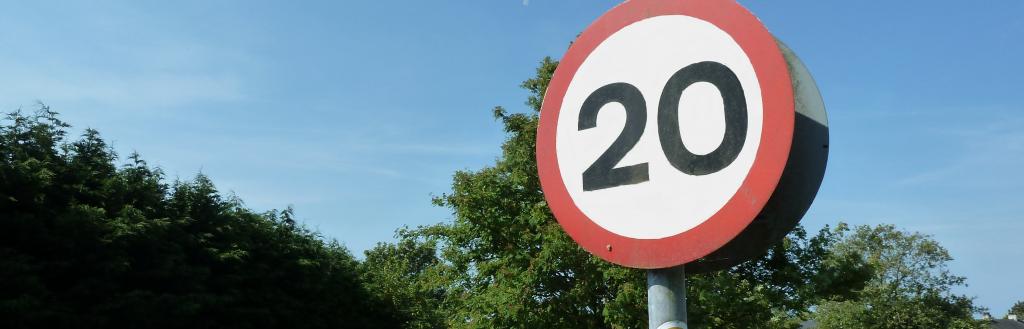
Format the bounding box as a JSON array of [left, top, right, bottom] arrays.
[[536, 0, 818, 269]]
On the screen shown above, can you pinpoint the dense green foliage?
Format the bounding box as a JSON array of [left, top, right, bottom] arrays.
[[812, 225, 984, 329], [360, 229, 447, 329], [1010, 301, 1024, 319], [0, 107, 400, 328]]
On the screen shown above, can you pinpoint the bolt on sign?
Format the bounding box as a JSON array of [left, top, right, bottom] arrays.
[[536, 0, 828, 270]]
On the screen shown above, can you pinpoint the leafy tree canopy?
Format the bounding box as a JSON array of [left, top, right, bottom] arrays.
[[0, 106, 401, 328], [1010, 301, 1024, 319], [813, 224, 984, 329]]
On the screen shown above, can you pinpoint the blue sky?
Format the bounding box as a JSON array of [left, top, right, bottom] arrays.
[[2, 0, 1022, 315]]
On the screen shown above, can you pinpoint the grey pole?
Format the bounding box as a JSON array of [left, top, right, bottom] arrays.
[[647, 265, 687, 329]]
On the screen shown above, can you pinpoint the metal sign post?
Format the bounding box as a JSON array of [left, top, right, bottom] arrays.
[[647, 266, 687, 329]]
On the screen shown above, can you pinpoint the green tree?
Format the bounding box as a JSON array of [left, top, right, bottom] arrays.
[[813, 224, 984, 329], [360, 229, 448, 329], [687, 225, 871, 329], [360, 58, 869, 329], [0, 106, 401, 328], [1007, 300, 1024, 320]]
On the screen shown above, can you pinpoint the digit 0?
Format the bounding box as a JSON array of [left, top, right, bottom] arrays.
[[658, 61, 747, 176]]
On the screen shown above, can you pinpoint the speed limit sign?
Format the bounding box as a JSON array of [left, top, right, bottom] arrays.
[[537, 0, 828, 269]]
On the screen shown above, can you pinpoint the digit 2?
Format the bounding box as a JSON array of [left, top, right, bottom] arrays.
[[579, 82, 649, 191]]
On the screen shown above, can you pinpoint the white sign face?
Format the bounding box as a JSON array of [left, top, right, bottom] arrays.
[[555, 15, 763, 239]]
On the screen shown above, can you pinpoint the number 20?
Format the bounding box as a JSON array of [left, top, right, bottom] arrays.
[[579, 61, 748, 191]]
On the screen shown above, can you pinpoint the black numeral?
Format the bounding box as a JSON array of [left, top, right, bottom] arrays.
[[579, 83, 650, 191], [579, 61, 746, 191], [658, 61, 747, 176]]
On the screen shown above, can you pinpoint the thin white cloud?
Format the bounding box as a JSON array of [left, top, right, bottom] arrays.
[[0, 3, 257, 111], [333, 140, 495, 157], [892, 108, 1024, 189], [0, 68, 245, 110]]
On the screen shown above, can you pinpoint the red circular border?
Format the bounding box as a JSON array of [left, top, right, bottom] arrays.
[[536, 0, 794, 269]]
